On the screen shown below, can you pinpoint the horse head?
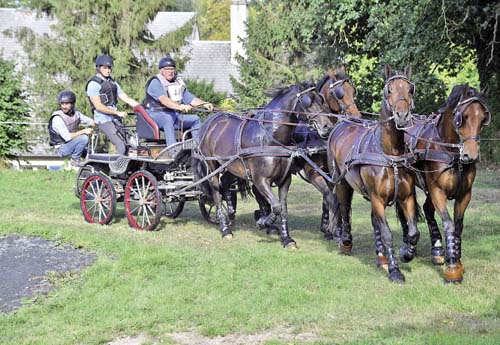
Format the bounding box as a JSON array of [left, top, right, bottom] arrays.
[[293, 82, 334, 138], [448, 84, 491, 163], [382, 65, 415, 128], [322, 65, 361, 117]]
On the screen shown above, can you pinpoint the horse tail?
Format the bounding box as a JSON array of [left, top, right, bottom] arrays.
[[236, 178, 253, 200], [395, 198, 424, 225], [192, 155, 213, 203]]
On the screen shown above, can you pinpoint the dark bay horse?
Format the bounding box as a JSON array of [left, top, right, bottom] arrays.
[[195, 82, 334, 248], [327, 65, 418, 283], [253, 66, 362, 237], [395, 84, 491, 283]]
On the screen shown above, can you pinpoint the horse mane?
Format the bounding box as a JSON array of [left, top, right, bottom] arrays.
[[316, 75, 331, 91], [265, 80, 315, 99], [440, 84, 487, 112]]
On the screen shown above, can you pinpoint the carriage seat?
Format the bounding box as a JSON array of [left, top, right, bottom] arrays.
[[135, 105, 161, 141]]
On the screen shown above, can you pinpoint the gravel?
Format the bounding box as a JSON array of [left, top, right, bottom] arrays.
[[0, 234, 96, 313]]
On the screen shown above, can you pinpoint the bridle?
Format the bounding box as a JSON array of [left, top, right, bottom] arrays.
[[382, 75, 416, 128], [329, 78, 357, 114]]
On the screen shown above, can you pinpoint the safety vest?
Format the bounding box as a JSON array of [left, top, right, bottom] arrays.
[[48, 110, 81, 146], [144, 74, 186, 110], [85, 76, 118, 111]]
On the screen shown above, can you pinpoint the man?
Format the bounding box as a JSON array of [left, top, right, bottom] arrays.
[[144, 56, 213, 146], [48, 90, 94, 166], [86, 54, 140, 155]]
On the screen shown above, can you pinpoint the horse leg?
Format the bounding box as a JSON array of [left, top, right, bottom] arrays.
[[252, 185, 278, 234], [371, 197, 405, 283], [307, 172, 338, 240], [336, 180, 353, 254], [423, 196, 445, 265], [220, 173, 236, 223], [277, 175, 297, 248], [209, 175, 232, 239], [428, 186, 461, 283], [253, 176, 295, 248], [453, 191, 472, 276], [398, 195, 420, 263], [372, 210, 388, 270]]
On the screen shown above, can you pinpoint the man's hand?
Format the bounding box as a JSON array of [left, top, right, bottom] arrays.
[[83, 128, 93, 135], [117, 111, 128, 118], [179, 104, 192, 113], [203, 103, 214, 111]]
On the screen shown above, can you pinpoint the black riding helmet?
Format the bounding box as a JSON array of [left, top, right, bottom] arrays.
[[159, 56, 176, 69], [57, 90, 76, 104], [95, 54, 114, 67]]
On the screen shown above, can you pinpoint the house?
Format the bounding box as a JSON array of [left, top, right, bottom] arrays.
[[1, 2, 248, 169]]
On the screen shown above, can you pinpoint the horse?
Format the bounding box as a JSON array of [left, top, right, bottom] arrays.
[[327, 65, 418, 283], [394, 84, 491, 283], [252, 66, 362, 238], [194, 81, 334, 248]]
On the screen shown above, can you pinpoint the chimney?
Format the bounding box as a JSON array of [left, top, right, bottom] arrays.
[[230, 0, 247, 65]]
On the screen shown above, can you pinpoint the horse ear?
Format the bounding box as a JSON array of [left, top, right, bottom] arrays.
[[336, 64, 346, 76], [383, 65, 393, 79], [404, 65, 412, 79], [462, 83, 470, 98], [327, 68, 335, 78]]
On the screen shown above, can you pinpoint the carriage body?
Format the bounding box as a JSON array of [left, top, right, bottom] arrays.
[[75, 109, 226, 230]]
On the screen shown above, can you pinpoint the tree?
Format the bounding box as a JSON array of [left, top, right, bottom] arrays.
[[16, 0, 194, 118], [235, 0, 500, 160], [197, 0, 230, 41], [0, 58, 30, 162]]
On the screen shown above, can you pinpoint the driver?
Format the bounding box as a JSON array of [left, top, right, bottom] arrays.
[[143, 56, 213, 146], [48, 90, 95, 166]]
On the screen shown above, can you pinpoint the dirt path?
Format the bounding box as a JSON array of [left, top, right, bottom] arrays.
[[0, 234, 96, 313]]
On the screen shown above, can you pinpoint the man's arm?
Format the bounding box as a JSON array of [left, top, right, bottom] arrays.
[[52, 116, 93, 142]]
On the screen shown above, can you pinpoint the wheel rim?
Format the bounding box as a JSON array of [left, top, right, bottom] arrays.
[[164, 200, 185, 218], [80, 174, 116, 225], [125, 171, 162, 231]]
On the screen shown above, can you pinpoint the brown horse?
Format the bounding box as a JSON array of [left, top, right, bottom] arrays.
[[327, 65, 418, 283], [195, 81, 334, 248], [395, 84, 491, 283]]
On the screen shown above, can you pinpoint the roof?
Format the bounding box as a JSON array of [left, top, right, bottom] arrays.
[[0, 8, 54, 61], [181, 40, 238, 94], [146, 12, 197, 40]]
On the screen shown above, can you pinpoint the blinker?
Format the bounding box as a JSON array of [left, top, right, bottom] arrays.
[[301, 94, 312, 108]]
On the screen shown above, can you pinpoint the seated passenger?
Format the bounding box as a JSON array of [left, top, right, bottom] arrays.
[[143, 56, 213, 145], [48, 90, 94, 166]]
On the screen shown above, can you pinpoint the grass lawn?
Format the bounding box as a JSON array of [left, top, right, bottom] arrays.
[[0, 166, 499, 345]]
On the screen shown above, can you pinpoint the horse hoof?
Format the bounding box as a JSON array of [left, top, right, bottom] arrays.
[[456, 260, 465, 274], [285, 242, 298, 250], [444, 265, 463, 284], [222, 233, 233, 240], [376, 255, 389, 271], [399, 246, 415, 263], [431, 246, 445, 265], [339, 241, 352, 255], [389, 270, 405, 284], [432, 255, 445, 266]]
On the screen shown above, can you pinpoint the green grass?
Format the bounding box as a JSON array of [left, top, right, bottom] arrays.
[[0, 168, 499, 344]]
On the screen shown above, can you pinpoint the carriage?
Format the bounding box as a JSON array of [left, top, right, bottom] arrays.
[[75, 106, 231, 231]]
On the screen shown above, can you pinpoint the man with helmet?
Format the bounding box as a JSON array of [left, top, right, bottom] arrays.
[[48, 90, 95, 166], [144, 56, 213, 146], [86, 54, 140, 155]]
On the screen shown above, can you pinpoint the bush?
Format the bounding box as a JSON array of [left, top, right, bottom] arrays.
[[0, 58, 30, 162]]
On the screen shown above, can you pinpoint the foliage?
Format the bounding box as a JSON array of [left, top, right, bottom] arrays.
[[0, 58, 30, 161], [16, 0, 194, 119], [197, 0, 230, 41], [236, 0, 500, 160], [184, 77, 228, 119], [0, 169, 499, 343]]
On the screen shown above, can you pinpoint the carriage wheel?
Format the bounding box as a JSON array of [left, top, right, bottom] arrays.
[[75, 165, 103, 198], [124, 170, 163, 231], [198, 191, 237, 224], [164, 200, 185, 218], [80, 173, 117, 225]]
